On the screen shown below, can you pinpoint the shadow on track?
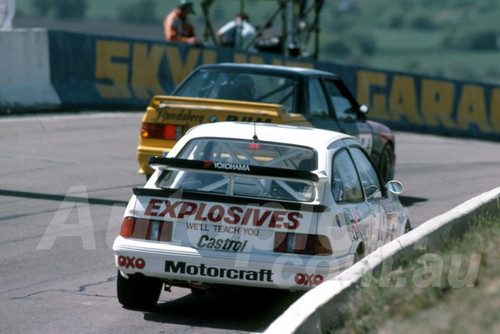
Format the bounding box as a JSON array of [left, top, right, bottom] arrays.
[[398, 195, 427, 207], [0, 188, 128, 206], [142, 288, 304, 332]]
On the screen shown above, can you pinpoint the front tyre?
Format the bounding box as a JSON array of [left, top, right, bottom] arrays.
[[379, 144, 394, 182], [117, 271, 163, 309]]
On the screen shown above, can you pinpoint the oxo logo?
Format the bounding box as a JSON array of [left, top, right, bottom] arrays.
[[294, 273, 324, 286], [118, 256, 146, 269]]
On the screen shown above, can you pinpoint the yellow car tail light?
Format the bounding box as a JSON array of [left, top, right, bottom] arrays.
[[141, 123, 183, 140]]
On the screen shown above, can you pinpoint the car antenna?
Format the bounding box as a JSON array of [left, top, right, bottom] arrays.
[[252, 121, 259, 142], [248, 121, 261, 150]]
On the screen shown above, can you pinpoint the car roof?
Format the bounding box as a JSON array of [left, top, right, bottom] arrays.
[[182, 122, 351, 152], [193, 63, 340, 79]]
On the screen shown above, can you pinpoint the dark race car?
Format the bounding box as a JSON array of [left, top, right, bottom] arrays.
[[138, 63, 395, 181]]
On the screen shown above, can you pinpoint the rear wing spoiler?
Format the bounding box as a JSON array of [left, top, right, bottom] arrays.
[[148, 157, 321, 182], [133, 187, 328, 213], [149, 96, 283, 117]]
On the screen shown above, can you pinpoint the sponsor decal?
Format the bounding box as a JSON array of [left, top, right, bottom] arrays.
[[186, 223, 260, 236], [118, 256, 146, 269], [144, 199, 302, 230], [154, 108, 205, 124], [358, 70, 500, 136], [201, 161, 251, 172], [294, 273, 324, 286], [93, 39, 500, 139], [94, 39, 312, 100], [214, 162, 250, 172], [344, 207, 363, 241], [197, 235, 248, 252], [165, 260, 274, 282]]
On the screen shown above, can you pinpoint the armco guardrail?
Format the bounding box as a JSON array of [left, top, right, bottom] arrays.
[[264, 187, 500, 333], [1, 28, 500, 141]]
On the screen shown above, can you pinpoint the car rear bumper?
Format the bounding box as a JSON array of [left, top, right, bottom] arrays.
[[113, 236, 353, 291], [137, 144, 170, 174]]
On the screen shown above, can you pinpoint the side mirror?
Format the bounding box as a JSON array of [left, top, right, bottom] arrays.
[[359, 104, 369, 114], [386, 180, 403, 195]]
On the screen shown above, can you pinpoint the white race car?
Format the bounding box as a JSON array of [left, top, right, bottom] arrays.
[[113, 122, 410, 309]]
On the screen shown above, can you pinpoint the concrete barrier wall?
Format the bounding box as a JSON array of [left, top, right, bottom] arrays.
[[47, 31, 313, 109], [1, 29, 499, 141], [0, 29, 60, 111]]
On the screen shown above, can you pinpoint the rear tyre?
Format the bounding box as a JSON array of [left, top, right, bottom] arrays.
[[379, 144, 394, 182], [353, 244, 365, 264], [117, 271, 163, 309], [404, 220, 412, 233]]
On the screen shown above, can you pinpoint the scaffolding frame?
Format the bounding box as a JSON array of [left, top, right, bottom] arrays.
[[200, 0, 324, 59]]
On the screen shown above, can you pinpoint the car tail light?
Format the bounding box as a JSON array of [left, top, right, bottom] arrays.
[[120, 217, 173, 242], [140, 123, 183, 140], [120, 217, 136, 238], [274, 232, 332, 255]]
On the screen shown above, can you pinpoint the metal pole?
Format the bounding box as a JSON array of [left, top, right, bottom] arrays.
[[201, 0, 217, 44]]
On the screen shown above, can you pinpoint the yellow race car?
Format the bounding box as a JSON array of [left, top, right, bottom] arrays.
[[138, 63, 396, 181]]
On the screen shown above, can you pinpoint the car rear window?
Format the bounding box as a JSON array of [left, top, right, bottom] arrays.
[[174, 70, 297, 113], [155, 138, 316, 202]]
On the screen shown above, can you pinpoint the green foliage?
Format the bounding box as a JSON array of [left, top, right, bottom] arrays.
[[453, 0, 476, 9], [347, 29, 378, 55], [31, 0, 87, 19], [18, 0, 500, 83], [408, 11, 437, 30], [54, 0, 87, 18], [324, 38, 351, 57], [32, 0, 51, 16], [323, 29, 377, 60], [386, 11, 405, 29], [463, 29, 498, 50], [442, 27, 498, 50], [117, 0, 158, 23], [330, 215, 500, 333], [319, 0, 500, 83], [418, 0, 447, 10]]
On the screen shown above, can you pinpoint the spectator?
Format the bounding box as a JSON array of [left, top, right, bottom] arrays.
[[163, 0, 199, 44], [0, 0, 15, 30], [217, 13, 256, 49]]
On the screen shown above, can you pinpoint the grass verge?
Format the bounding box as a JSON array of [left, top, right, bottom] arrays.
[[329, 215, 500, 333]]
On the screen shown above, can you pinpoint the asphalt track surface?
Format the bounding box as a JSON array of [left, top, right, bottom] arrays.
[[1, 112, 499, 333]]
